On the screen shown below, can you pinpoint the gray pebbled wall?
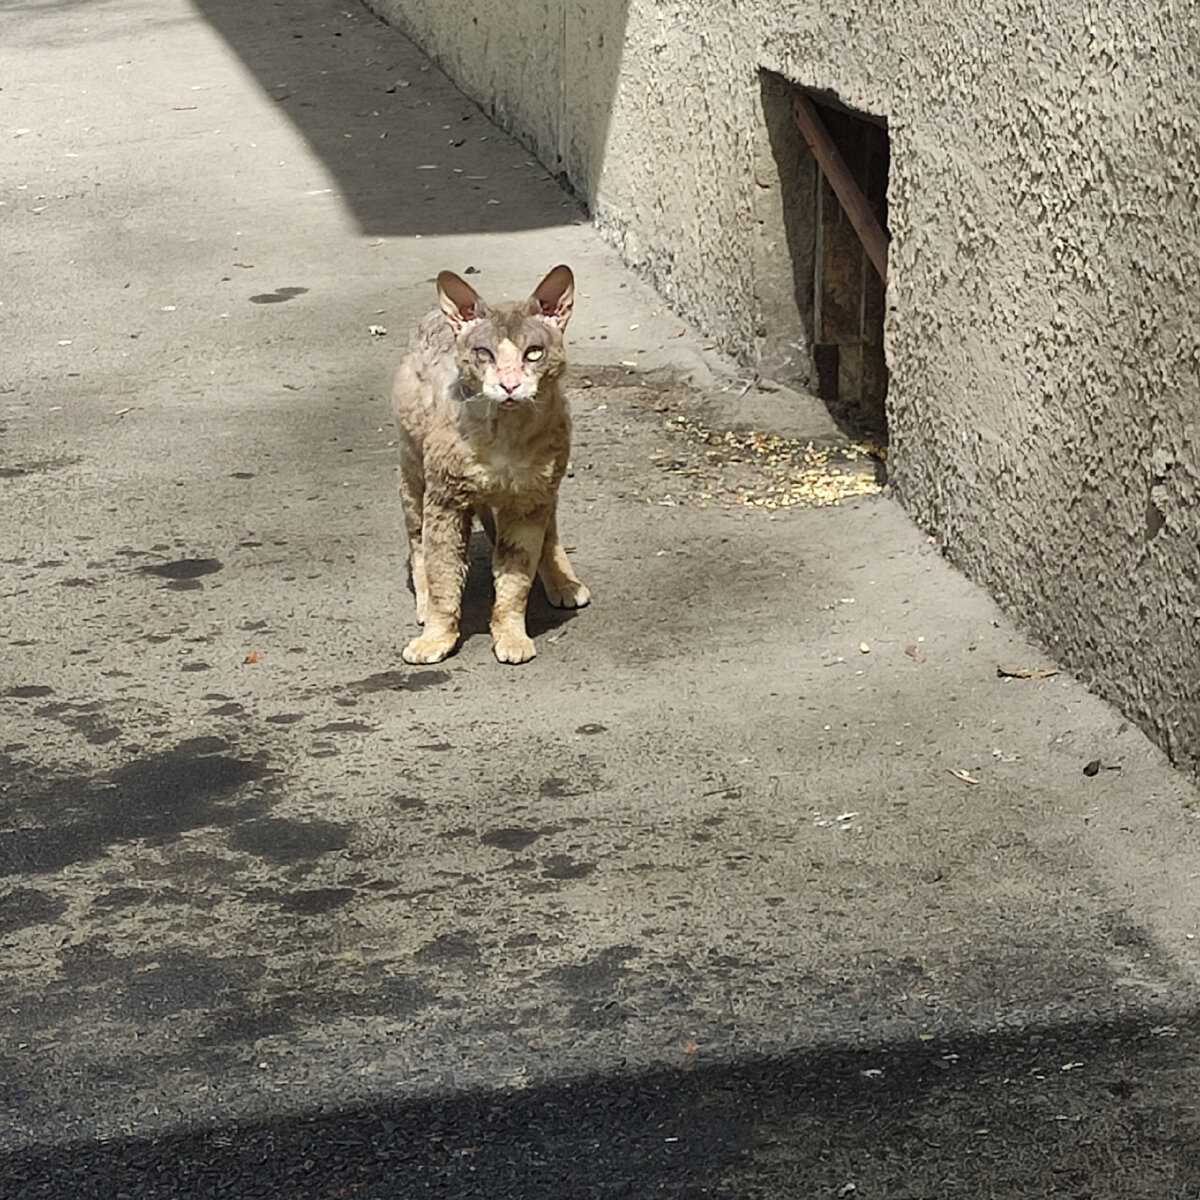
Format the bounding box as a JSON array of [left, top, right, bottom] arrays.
[[367, 0, 1200, 773]]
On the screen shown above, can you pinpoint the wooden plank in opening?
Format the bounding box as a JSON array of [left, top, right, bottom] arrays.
[[791, 92, 889, 283]]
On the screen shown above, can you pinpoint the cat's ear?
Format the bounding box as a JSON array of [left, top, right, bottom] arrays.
[[437, 271, 487, 332], [529, 264, 574, 331]]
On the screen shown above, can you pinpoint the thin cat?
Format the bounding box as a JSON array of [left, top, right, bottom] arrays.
[[392, 264, 590, 665]]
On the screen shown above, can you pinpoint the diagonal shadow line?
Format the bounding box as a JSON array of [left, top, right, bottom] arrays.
[[3, 1010, 1200, 1197], [188, 0, 583, 236]]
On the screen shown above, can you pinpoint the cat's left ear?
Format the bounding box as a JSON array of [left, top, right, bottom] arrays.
[[529, 265, 574, 331]]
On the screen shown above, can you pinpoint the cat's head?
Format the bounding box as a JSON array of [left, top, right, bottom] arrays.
[[436, 265, 574, 407]]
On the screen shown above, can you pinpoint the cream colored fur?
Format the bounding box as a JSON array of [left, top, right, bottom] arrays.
[[392, 266, 589, 664]]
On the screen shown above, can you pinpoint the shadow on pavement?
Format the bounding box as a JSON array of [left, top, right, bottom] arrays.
[[4, 1013, 1200, 1198], [189, 0, 583, 236]]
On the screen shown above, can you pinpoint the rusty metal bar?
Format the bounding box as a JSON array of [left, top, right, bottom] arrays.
[[791, 91, 889, 283]]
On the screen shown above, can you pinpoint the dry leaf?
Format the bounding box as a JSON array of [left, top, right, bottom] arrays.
[[948, 768, 981, 785], [243, 650, 259, 664], [996, 665, 1059, 679], [904, 643, 925, 663]]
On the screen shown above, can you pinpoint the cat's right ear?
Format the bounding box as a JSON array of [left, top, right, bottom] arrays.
[[437, 271, 487, 332]]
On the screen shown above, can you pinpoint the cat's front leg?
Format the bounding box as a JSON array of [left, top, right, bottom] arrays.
[[402, 502, 470, 665], [397, 462, 429, 624], [490, 507, 548, 664]]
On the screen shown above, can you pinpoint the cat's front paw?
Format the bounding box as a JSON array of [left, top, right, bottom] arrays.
[[403, 630, 458, 664], [543, 579, 591, 609], [493, 630, 537, 664]]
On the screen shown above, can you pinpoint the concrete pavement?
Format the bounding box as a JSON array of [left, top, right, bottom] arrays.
[[3, 1, 1200, 1195]]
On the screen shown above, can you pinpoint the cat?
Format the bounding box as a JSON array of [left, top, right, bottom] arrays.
[[392, 264, 590, 665]]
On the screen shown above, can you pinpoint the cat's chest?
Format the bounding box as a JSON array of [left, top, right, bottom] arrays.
[[466, 438, 560, 497]]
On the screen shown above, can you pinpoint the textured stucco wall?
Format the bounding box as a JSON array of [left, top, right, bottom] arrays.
[[367, 0, 1200, 772]]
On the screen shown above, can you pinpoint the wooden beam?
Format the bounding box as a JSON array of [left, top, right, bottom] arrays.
[[791, 92, 889, 284]]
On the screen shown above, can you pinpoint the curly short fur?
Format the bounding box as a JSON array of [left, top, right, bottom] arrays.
[[392, 265, 589, 664]]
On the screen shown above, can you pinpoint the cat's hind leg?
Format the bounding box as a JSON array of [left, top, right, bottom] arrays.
[[538, 505, 590, 609]]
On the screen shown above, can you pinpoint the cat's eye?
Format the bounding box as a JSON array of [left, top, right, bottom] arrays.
[[472, 347, 494, 363], [524, 346, 545, 362]]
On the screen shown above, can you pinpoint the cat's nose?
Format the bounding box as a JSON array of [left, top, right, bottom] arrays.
[[500, 380, 519, 395]]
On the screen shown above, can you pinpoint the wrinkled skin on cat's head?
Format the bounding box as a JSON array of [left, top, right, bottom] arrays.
[[436, 265, 574, 407]]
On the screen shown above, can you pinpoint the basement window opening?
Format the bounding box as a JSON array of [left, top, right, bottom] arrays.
[[760, 74, 890, 446]]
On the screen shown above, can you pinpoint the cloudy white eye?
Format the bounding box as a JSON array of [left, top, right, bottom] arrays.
[[473, 347, 494, 363], [524, 346, 545, 362]]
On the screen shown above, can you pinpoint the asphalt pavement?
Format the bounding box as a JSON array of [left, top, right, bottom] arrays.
[[4, 2, 1200, 1196]]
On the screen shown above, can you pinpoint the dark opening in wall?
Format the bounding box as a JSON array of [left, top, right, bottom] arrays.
[[759, 74, 890, 442]]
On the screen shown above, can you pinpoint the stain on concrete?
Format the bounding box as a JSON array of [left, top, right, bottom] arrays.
[[0, 455, 82, 479], [412, 931, 480, 966], [539, 777, 582, 798], [481, 826, 542, 852], [178, 736, 235, 756], [227, 815, 350, 864], [79, 724, 121, 744], [277, 887, 356, 915], [90, 887, 151, 912], [0, 886, 67, 934], [0, 742, 274, 876], [367, 972, 440, 1018], [548, 946, 638, 993], [390, 795, 426, 811], [119, 954, 252, 1021], [548, 944, 638, 1029], [347, 669, 450, 693], [541, 854, 596, 880], [202, 1006, 297, 1046], [248, 286, 309, 304], [138, 557, 223, 581]]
